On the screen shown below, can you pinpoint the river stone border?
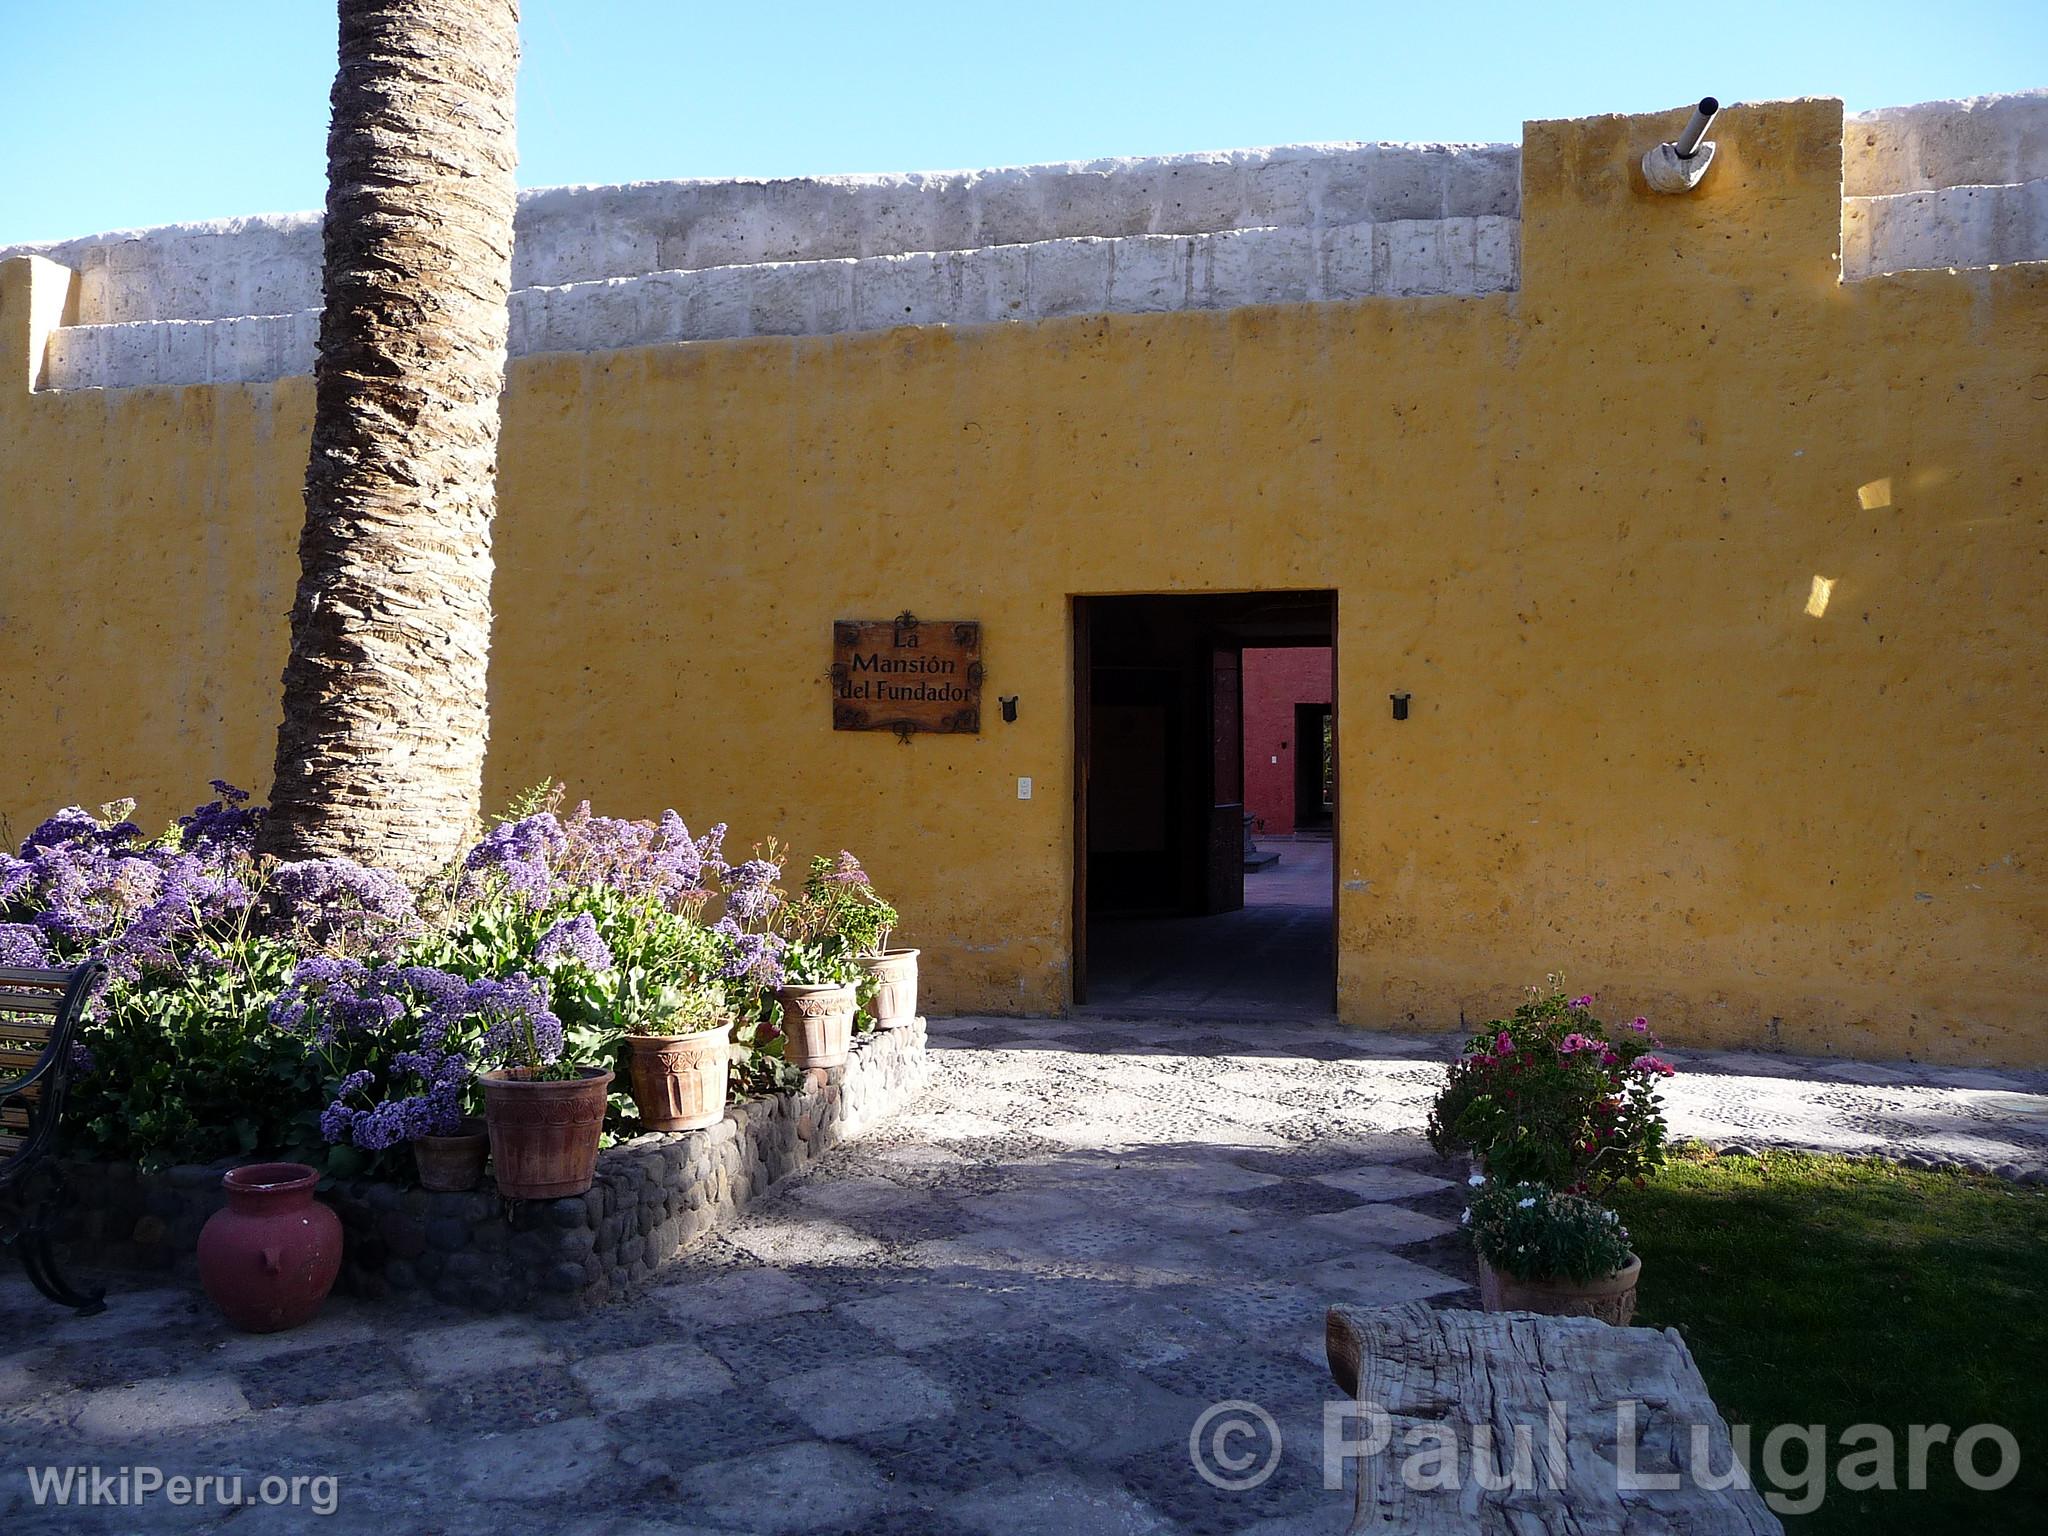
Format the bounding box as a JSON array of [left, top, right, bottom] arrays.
[[54, 1020, 928, 1318]]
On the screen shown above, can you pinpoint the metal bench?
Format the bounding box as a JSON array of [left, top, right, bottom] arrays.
[[1, 961, 107, 1314]]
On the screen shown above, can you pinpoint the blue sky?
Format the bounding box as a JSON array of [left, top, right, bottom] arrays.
[[2, 0, 2043, 244]]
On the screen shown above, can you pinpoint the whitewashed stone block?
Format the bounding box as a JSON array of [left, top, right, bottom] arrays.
[[1473, 215, 1519, 291], [1026, 238, 1114, 318], [43, 326, 97, 389], [1379, 220, 1451, 296], [956, 244, 1033, 324], [692, 265, 753, 341], [853, 252, 946, 331], [1320, 222, 1378, 300], [1106, 236, 1191, 313], [1246, 157, 1314, 231], [285, 309, 318, 375], [164, 320, 212, 384], [1450, 145, 1522, 219], [1205, 226, 1314, 308]]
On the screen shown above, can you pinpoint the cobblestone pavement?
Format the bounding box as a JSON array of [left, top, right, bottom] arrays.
[[4, 1016, 2045, 1535]]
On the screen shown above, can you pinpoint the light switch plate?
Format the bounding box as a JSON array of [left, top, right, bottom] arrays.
[[1017, 777, 1032, 800]]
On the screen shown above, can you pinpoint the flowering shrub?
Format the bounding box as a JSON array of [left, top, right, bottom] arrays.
[[1427, 979, 1674, 1192], [2, 778, 877, 1174], [1465, 1179, 1634, 1283], [795, 852, 898, 958]]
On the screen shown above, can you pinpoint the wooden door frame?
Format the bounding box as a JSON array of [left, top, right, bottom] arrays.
[[1070, 596, 1091, 1006]]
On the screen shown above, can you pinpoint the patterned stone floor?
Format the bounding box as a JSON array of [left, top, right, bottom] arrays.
[[3, 1015, 2045, 1534]]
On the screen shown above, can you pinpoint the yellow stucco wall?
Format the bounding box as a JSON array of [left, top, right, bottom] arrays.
[[3, 99, 2044, 1063]]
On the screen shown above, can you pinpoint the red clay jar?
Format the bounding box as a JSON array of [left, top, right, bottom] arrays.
[[196, 1163, 343, 1333]]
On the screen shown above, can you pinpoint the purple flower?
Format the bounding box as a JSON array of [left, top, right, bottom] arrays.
[[20, 806, 135, 856], [534, 912, 614, 972], [1570, 995, 1595, 1010], [721, 859, 782, 925], [269, 957, 398, 1042], [462, 814, 566, 904], [268, 857, 417, 949], [547, 803, 727, 906], [470, 974, 566, 1069], [826, 851, 870, 887], [317, 1045, 474, 1148], [0, 922, 48, 967], [1629, 1016, 1649, 1033], [176, 782, 265, 857], [0, 855, 33, 907], [712, 917, 786, 989]]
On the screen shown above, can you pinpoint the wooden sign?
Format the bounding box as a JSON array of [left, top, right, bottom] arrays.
[[832, 613, 982, 734]]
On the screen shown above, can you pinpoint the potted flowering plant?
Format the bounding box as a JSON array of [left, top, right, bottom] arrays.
[[1466, 1179, 1640, 1324], [806, 853, 917, 1030], [774, 937, 863, 1069], [533, 897, 737, 1134], [473, 974, 613, 1200], [615, 981, 732, 1131], [1427, 978, 1676, 1193], [271, 959, 491, 1192]]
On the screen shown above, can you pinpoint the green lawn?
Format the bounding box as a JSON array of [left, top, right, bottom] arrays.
[[1610, 1147, 2045, 1533]]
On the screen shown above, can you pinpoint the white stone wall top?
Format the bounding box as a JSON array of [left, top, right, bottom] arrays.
[[10, 92, 2048, 387], [1, 139, 1520, 327], [40, 216, 1521, 392], [1846, 90, 2048, 196]]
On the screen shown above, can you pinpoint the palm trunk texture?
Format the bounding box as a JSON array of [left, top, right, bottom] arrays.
[[259, 0, 520, 878]]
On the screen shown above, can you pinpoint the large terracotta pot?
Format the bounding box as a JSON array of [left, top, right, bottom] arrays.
[[775, 983, 857, 1069], [1478, 1253, 1641, 1326], [413, 1118, 489, 1193], [196, 1163, 342, 1334], [855, 949, 920, 1029], [480, 1067, 614, 1199], [625, 1024, 732, 1132]]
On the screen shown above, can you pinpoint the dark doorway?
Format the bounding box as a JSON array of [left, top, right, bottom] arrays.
[[1293, 702, 1334, 834], [1072, 591, 1337, 1017]]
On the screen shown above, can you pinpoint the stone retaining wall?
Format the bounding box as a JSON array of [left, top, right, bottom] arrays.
[[55, 1020, 927, 1318]]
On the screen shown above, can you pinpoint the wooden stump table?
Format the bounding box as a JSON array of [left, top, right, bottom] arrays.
[[1325, 1303, 1783, 1535]]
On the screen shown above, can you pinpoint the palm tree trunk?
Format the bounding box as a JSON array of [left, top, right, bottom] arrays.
[[259, 0, 520, 878]]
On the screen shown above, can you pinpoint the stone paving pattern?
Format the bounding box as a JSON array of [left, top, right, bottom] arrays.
[[3, 1014, 2045, 1534]]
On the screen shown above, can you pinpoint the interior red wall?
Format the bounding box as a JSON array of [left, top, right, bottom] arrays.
[[1242, 646, 1332, 835]]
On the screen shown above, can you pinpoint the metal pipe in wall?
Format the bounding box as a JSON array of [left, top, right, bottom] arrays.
[[1675, 97, 1720, 159]]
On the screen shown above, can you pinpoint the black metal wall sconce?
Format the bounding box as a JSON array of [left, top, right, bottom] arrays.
[[1390, 691, 1411, 721], [999, 696, 1018, 723]]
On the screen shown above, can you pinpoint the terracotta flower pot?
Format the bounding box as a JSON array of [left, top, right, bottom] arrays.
[[1478, 1252, 1641, 1326], [856, 949, 920, 1029], [196, 1163, 342, 1334], [413, 1118, 489, 1193], [480, 1067, 614, 1199], [625, 1024, 732, 1132], [775, 983, 857, 1069]]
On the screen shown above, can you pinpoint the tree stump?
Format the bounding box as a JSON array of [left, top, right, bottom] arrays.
[[1325, 1303, 1782, 1534]]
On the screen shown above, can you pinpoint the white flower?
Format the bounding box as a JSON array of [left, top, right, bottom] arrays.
[[1459, 1209, 1472, 1225], [1604, 1210, 1619, 1223], [1517, 1196, 1537, 1209], [1468, 1173, 1486, 1187]]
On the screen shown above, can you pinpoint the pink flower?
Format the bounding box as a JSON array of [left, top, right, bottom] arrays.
[[1629, 1016, 1648, 1033], [1558, 1032, 1597, 1055], [1570, 995, 1594, 1009], [1636, 1055, 1676, 1078], [1495, 1032, 1515, 1054]]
